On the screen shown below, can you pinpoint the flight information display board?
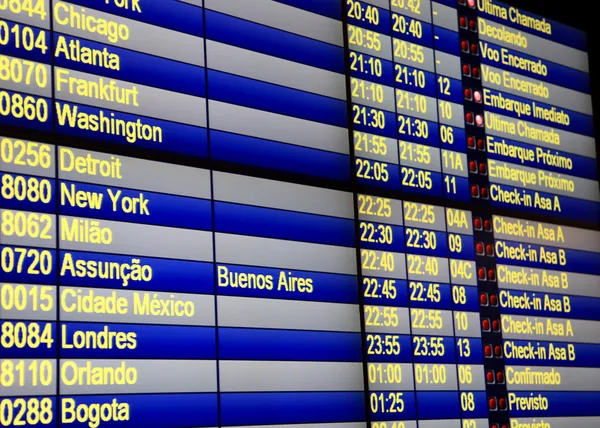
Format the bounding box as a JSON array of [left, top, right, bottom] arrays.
[[0, 0, 598, 428]]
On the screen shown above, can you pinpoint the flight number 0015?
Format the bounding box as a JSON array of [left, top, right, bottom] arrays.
[[1, 284, 54, 312]]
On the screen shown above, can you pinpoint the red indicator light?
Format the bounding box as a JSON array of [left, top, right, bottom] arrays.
[[482, 319, 490, 331], [492, 319, 500, 331], [496, 371, 505, 383], [478, 268, 486, 280], [462, 64, 471, 76], [466, 112, 474, 124], [488, 268, 496, 281], [474, 90, 482, 103], [480, 293, 488, 305], [489, 397, 497, 409], [471, 185, 479, 198], [484, 219, 492, 231], [474, 217, 482, 230], [469, 19, 477, 31], [459, 16, 467, 28], [481, 187, 489, 199], [477, 138, 485, 150], [486, 371, 495, 383], [472, 67, 480, 78], [484, 345, 492, 357], [468, 0, 476, 8], [469, 161, 477, 173], [499, 398, 507, 410], [470, 43, 478, 55], [479, 162, 487, 174], [464, 88, 473, 99], [476, 242, 484, 254], [489, 294, 498, 306], [461, 40, 469, 51], [486, 244, 494, 256], [494, 345, 502, 357], [467, 136, 476, 148]]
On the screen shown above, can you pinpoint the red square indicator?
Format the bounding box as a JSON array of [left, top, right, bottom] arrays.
[[467, 136, 476, 149], [476, 242, 484, 255], [482, 319, 490, 331], [480, 293, 488, 305], [459, 16, 468, 28], [461, 40, 469, 52], [472, 67, 480, 79], [473, 217, 482, 230], [494, 345, 503, 357], [484, 345, 492, 357], [462, 64, 471, 76], [499, 398, 507, 410]]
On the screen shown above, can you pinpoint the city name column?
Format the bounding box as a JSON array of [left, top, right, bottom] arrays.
[[56, 149, 217, 427]]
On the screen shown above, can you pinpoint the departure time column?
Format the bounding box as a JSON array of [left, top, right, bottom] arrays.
[[346, 0, 400, 191], [359, 193, 414, 428]]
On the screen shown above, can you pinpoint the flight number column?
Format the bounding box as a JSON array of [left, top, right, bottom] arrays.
[[358, 193, 415, 428], [1, 137, 58, 427], [213, 174, 366, 428], [0, 0, 53, 133], [494, 217, 600, 427], [346, 0, 400, 190], [56, 148, 217, 427], [51, 0, 208, 156]]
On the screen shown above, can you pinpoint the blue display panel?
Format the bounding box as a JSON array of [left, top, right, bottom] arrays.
[[0, 0, 598, 428]]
